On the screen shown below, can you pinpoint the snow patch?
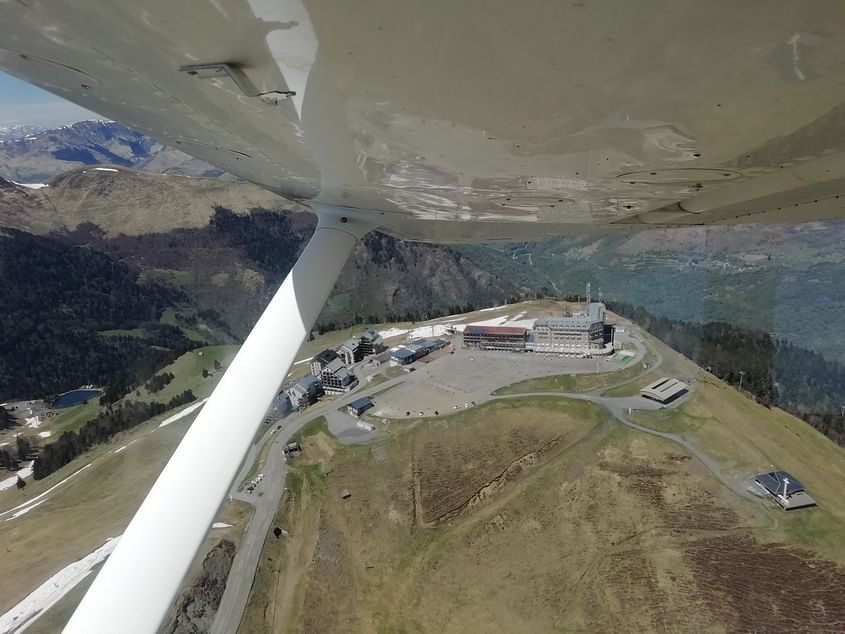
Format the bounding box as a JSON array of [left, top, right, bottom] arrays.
[[0, 463, 33, 492], [465, 315, 536, 329], [114, 439, 137, 455], [5, 498, 46, 520], [24, 416, 40, 428], [37, 431, 51, 438], [0, 536, 120, 633], [158, 399, 207, 428], [88, 167, 119, 172], [211, 522, 232, 529], [378, 328, 410, 339], [0, 464, 91, 518], [11, 181, 48, 190], [405, 324, 455, 339]]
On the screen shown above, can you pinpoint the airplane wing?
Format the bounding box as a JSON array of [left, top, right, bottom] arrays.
[[2, 1, 845, 242], [3, 2, 845, 632]]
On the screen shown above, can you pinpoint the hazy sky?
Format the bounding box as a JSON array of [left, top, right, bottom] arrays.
[[0, 72, 102, 127]]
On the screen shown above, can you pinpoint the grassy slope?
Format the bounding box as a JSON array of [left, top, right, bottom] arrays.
[[493, 356, 654, 395], [243, 396, 782, 632], [611, 333, 845, 563], [0, 413, 188, 613], [124, 345, 237, 405]]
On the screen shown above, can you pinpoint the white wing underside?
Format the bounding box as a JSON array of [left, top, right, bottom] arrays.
[[2, 1, 845, 241]]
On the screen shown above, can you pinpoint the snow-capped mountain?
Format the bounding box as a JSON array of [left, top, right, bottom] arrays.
[[0, 123, 45, 142], [0, 120, 223, 181]]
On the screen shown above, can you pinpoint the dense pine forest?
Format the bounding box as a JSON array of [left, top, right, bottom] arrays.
[[0, 228, 199, 401]]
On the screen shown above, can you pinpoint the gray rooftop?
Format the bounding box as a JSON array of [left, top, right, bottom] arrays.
[[755, 471, 805, 496], [535, 302, 606, 330], [340, 338, 360, 350], [294, 374, 320, 390], [325, 358, 346, 373]]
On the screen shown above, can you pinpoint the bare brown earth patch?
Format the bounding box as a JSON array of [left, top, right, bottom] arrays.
[[687, 534, 845, 633], [241, 396, 845, 633]]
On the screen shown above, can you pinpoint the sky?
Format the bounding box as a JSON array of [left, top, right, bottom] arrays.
[[0, 72, 102, 128]]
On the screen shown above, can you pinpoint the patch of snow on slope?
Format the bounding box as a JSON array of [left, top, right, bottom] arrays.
[[158, 399, 207, 428], [378, 328, 410, 340], [0, 463, 33, 492], [5, 498, 46, 520], [0, 464, 91, 519], [0, 537, 120, 633], [11, 181, 48, 189]]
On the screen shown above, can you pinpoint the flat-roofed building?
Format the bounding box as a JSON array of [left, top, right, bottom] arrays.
[[462, 325, 527, 351], [390, 338, 447, 365], [533, 302, 608, 355], [754, 471, 817, 510], [640, 377, 689, 404]]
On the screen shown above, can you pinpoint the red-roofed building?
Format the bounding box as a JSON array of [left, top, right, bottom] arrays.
[[462, 325, 527, 351]]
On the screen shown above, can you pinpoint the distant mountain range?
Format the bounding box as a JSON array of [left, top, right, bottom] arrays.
[[0, 166, 291, 235], [457, 221, 845, 362], [0, 120, 222, 181], [0, 164, 534, 392], [1, 118, 844, 384], [0, 123, 45, 142]]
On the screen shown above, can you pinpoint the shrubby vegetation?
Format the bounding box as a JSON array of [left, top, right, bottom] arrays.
[[144, 371, 174, 394], [33, 389, 196, 479], [0, 405, 13, 429]]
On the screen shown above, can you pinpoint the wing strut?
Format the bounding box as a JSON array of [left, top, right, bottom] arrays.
[[64, 207, 375, 634]]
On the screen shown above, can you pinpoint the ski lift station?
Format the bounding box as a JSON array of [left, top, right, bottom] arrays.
[[754, 470, 817, 510]]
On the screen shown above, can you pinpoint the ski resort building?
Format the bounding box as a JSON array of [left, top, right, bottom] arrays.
[[310, 349, 358, 394], [532, 302, 608, 355], [389, 338, 448, 365], [339, 329, 387, 365], [462, 325, 528, 351]]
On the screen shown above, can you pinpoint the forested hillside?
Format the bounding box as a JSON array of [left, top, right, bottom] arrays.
[[0, 228, 198, 401], [609, 302, 845, 443], [59, 206, 535, 339]]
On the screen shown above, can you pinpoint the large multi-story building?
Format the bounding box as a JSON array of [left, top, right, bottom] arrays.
[[462, 325, 528, 351], [460, 300, 612, 357], [532, 302, 608, 355], [310, 349, 358, 394]]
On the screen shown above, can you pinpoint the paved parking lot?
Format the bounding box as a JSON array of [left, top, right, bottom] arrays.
[[369, 331, 644, 419]]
